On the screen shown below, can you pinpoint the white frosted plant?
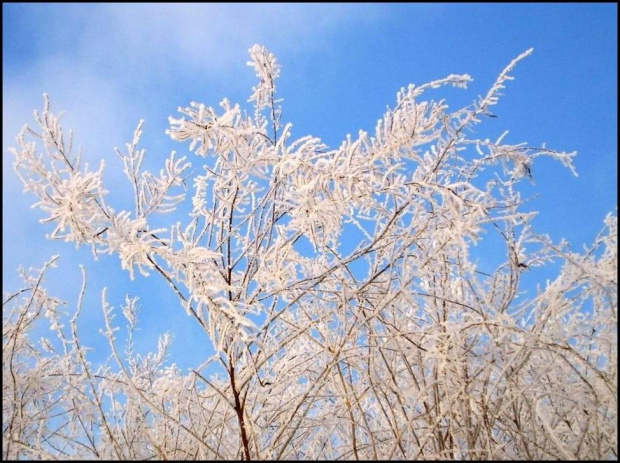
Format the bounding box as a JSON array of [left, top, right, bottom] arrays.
[[4, 45, 616, 460]]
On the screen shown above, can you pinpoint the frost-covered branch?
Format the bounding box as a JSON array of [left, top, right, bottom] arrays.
[[6, 45, 616, 460]]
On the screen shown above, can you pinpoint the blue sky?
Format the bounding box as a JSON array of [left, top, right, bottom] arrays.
[[3, 3, 617, 370]]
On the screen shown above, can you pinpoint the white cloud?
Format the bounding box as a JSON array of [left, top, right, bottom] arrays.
[[76, 4, 382, 72], [4, 3, 385, 164], [10, 3, 385, 89]]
